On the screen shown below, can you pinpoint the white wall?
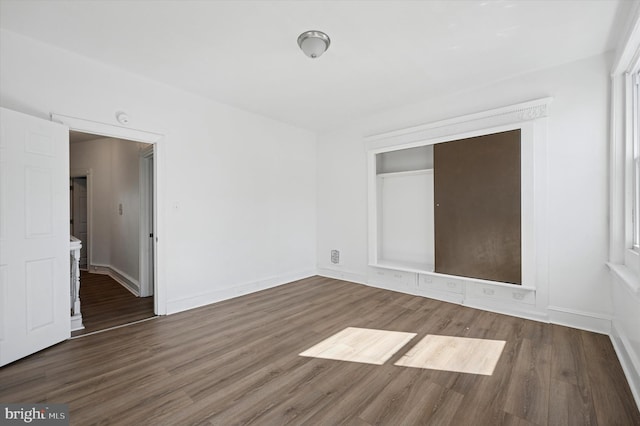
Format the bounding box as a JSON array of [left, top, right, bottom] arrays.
[[317, 52, 613, 327], [110, 138, 145, 284], [70, 137, 147, 287], [0, 26, 613, 327], [1, 29, 317, 314], [70, 138, 112, 266]]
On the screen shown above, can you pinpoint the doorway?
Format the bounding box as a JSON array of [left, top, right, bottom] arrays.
[[69, 130, 156, 336]]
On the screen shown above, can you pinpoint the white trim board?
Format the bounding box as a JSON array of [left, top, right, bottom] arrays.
[[317, 268, 368, 285], [547, 306, 612, 335], [609, 267, 640, 411], [139, 145, 154, 298], [51, 113, 163, 144], [364, 97, 552, 151], [70, 315, 84, 332], [91, 264, 140, 297], [611, 323, 640, 410], [607, 262, 640, 295], [321, 268, 613, 333], [166, 269, 317, 315], [363, 269, 612, 335]]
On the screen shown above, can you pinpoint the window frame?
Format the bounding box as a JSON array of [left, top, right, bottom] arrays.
[[612, 35, 640, 276]]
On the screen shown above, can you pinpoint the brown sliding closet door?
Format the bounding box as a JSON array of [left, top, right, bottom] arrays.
[[433, 129, 521, 284]]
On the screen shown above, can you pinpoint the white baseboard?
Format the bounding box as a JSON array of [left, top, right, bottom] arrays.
[[317, 267, 368, 285], [413, 288, 464, 305], [345, 269, 614, 332], [70, 314, 84, 332], [367, 282, 547, 323], [464, 298, 549, 324], [90, 264, 140, 296], [610, 322, 640, 411], [365, 277, 401, 292], [547, 305, 612, 334], [166, 269, 317, 315]]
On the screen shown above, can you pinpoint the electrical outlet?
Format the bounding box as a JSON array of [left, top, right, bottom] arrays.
[[330, 249, 340, 264]]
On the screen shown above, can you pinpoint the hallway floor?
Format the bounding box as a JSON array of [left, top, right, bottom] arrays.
[[71, 271, 155, 337]]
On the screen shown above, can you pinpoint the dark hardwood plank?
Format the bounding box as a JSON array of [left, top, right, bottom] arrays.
[[357, 368, 464, 426], [502, 412, 539, 426], [72, 272, 154, 336], [0, 276, 638, 425], [446, 312, 524, 425], [581, 330, 640, 425], [548, 325, 597, 425], [548, 379, 597, 426], [503, 338, 552, 424]]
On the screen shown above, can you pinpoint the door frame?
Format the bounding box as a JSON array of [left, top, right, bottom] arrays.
[[51, 113, 165, 315], [139, 146, 154, 297], [69, 169, 92, 271]]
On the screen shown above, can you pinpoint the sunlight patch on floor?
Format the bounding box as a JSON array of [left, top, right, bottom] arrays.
[[299, 327, 417, 365], [394, 334, 506, 375]]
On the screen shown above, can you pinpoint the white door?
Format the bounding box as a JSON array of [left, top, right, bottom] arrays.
[[72, 177, 88, 269], [0, 107, 70, 367]]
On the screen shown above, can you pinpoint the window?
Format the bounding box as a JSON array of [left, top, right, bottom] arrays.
[[610, 36, 640, 272]]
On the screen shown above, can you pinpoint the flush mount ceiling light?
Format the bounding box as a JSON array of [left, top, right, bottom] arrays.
[[297, 30, 331, 59]]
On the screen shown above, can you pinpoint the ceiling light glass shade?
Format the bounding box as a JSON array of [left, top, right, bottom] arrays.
[[298, 31, 330, 58]]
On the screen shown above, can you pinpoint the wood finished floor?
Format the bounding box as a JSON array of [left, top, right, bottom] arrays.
[[71, 271, 155, 337], [2, 276, 638, 425]]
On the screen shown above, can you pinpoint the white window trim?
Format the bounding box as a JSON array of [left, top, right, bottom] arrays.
[[609, 3, 640, 283], [624, 70, 640, 275]]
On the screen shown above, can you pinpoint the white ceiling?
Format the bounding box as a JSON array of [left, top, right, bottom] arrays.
[[0, 0, 629, 132]]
